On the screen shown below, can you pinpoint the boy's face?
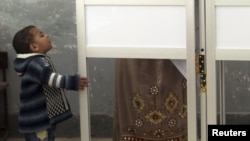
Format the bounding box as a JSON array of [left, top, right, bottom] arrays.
[[30, 27, 52, 54]]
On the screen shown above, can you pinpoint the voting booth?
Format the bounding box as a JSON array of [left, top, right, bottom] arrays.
[[76, 0, 198, 140]]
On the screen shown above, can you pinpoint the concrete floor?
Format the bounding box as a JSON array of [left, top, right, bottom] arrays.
[[6, 138, 112, 141]]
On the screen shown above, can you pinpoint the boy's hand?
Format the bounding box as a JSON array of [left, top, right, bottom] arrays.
[[79, 77, 88, 90]]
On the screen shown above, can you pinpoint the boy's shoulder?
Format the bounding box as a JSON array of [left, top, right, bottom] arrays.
[[13, 54, 48, 76], [28, 54, 49, 66]]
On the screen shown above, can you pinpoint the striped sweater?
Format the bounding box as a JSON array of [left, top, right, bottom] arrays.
[[13, 53, 79, 133]]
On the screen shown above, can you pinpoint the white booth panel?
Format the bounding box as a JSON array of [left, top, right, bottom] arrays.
[[216, 7, 250, 49], [85, 6, 186, 48], [84, 0, 185, 5]]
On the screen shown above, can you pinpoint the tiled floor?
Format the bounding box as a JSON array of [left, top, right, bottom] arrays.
[[6, 138, 112, 141]]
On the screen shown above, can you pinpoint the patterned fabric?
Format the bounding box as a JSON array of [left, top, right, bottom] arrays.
[[113, 59, 187, 141], [43, 85, 68, 118], [13, 53, 79, 133]]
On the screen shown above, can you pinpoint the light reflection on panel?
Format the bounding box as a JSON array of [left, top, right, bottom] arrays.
[[217, 61, 250, 125], [87, 58, 115, 139], [216, 7, 250, 49], [86, 6, 186, 48]]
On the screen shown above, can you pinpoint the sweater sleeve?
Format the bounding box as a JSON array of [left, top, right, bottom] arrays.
[[39, 60, 79, 91]]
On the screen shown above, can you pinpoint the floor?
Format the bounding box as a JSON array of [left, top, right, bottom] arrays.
[[6, 138, 112, 141]]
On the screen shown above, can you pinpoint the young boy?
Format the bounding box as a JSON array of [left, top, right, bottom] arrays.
[[12, 25, 88, 141]]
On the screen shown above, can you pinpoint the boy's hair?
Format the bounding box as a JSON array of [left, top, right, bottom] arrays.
[[12, 25, 36, 54]]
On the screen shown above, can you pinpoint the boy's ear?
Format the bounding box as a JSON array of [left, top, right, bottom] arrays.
[[29, 44, 39, 52]]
